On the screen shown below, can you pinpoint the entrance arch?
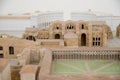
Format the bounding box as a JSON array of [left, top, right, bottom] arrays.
[[81, 33, 86, 46], [55, 34, 60, 39]]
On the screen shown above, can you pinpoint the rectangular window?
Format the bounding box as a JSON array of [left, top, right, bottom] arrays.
[[0, 46, 3, 50], [96, 42, 97, 46], [9, 47, 14, 54], [0, 54, 4, 58], [93, 42, 94, 46], [98, 42, 100, 46]]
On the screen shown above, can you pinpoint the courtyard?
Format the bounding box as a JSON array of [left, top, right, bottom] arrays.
[[52, 60, 120, 75]]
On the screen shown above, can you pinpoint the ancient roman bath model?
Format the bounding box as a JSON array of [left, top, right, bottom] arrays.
[[0, 20, 120, 80]]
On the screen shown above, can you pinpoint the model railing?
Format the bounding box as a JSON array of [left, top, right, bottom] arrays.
[[52, 48, 120, 60]]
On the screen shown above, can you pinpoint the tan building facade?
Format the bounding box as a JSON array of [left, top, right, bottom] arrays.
[[20, 65, 38, 80], [0, 38, 35, 59], [24, 20, 113, 47], [0, 20, 119, 80]]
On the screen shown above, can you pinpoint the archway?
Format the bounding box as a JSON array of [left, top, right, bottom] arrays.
[[55, 34, 60, 39], [9, 46, 14, 54], [29, 36, 33, 40], [26, 36, 36, 41], [81, 33, 86, 46]]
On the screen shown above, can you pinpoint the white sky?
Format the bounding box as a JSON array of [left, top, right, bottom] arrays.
[[0, 0, 120, 19]]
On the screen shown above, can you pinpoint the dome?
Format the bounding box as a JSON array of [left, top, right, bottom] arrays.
[[64, 32, 78, 38]]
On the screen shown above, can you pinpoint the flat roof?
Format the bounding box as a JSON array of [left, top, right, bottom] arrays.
[[20, 65, 38, 73], [0, 16, 30, 20]]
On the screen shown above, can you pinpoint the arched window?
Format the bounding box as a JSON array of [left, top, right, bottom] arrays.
[[98, 42, 100, 46], [56, 27, 59, 29], [69, 26, 71, 29], [26, 36, 36, 41], [96, 42, 97, 46], [0, 46, 3, 50], [96, 38, 97, 40], [55, 34, 60, 39], [98, 37, 100, 41], [9, 46, 14, 54], [82, 24, 84, 29]]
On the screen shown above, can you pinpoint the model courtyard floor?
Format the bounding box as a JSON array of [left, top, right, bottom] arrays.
[[52, 60, 120, 75]]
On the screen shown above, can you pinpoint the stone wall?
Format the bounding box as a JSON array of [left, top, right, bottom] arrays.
[[20, 65, 38, 80], [24, 20, 112, 47], [0, 38, 35, 59], [0, 59, 11, 80], [39, 47, 120, 80]]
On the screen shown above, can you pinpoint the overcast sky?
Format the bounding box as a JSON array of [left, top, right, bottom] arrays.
[[0, 0, 120, 19]]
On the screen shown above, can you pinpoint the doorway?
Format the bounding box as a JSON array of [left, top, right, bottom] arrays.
[[81, 33, 86, 46], [0, 54, 4, 58], [55, 34, 60, 39]]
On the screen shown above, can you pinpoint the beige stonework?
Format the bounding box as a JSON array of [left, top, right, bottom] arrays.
[[64, 32, 78, 46], [0, 38, 35, 59], [0, 20, 119, 80], [20, 65, 38, 80], [24, 20, 113, 47]]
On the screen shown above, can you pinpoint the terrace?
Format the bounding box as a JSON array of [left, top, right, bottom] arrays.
[[39, 48, 120, 80]]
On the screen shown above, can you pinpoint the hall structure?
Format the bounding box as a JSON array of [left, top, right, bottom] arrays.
[[24, 20, 113, 47], [0, 20, 120, 80]]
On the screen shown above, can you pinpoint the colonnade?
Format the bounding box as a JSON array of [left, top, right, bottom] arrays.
[[52, 50, 120, 60]]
